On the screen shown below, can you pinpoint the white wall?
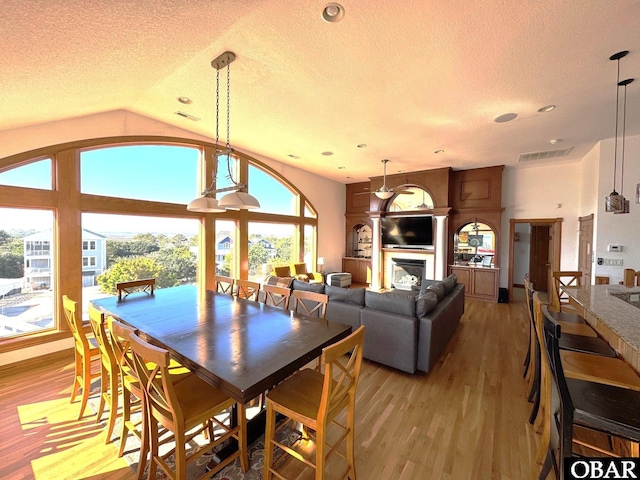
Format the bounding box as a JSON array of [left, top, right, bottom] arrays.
[[593, 134, 640, 284], [501, 161, 582, 287]]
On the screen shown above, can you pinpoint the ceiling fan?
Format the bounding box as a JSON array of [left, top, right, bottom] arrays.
[[356, 159, 415, 199]]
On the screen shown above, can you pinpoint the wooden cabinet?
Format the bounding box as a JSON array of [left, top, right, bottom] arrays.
[[342, 257, 371, 284], [450, 265, 499, 302]]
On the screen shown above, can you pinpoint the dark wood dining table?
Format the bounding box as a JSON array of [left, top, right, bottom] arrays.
[[90, 284, 352, 405]]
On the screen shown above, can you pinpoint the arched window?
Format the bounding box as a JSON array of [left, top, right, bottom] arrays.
[[0, 137, 318, 342]]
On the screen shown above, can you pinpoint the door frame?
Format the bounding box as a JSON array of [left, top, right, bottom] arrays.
[[508, 218, 563, 301]]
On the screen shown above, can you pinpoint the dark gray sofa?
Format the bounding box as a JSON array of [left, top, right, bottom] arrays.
[[267, 275, 465, 374]]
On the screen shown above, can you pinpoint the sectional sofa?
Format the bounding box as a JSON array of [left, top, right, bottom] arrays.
[[264, 274, 465, 374]]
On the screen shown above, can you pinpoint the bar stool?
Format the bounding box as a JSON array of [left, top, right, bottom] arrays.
[[129, 332, 248, 479], [213, 275, 235, 295], [263, 326, 365, 480], [88, 305, 119, 444], [235, 279, 260, 301], [62, 295, 101, 420], [539, 311, 640, 479]]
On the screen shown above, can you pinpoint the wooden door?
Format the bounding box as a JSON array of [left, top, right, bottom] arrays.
[[529, 225, 550, 292], [578, 214, 594, 285]]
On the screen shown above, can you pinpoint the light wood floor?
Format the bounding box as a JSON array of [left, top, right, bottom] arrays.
[[0, 289, 541, 479]]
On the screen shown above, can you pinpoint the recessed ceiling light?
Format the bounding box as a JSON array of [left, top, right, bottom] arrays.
[[357, 144, 367, 148], [177, 97, 192, 104], [434, 149, 444, 154], [397, 170, 405, 173], [538, 105, 556, 113], [346, 176, 352, 179], [321, 151, 334, 156], [549, 139, 561, 145], [288, 154, 300, 159], [494, 112, 518, 123], [338, 166, 346, 170], [321, 3, 345, 23]]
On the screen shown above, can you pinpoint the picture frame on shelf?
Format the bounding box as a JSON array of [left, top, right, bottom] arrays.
[[482, 255, 492, 267]]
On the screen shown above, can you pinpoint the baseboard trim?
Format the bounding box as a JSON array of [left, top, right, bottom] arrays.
[[0, 349, 73, 378]]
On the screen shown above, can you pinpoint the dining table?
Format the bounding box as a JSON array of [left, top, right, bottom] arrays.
[[90, 284, 352, 405]]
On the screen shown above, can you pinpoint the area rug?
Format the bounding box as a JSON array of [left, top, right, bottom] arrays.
[[88, 394, 300, 479]]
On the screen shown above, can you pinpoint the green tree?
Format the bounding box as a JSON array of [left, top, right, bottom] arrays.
[[97, 256, 163, 294], [274, 237, 292, 264], [0, 252, 23, 278], [154, 246, 196, 286], [248, 241, 270, 276], [218, 252, 233, 277]]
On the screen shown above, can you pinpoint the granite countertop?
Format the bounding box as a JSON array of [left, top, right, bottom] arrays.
[[563, 284, 640, 353]]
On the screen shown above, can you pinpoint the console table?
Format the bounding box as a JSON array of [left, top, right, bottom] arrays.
[[563, 284, 640, 374]]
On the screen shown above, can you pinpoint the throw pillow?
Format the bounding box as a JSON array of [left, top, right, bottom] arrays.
[[426, 281, 445, 301], [443, 274, 456, 294], [292, 279, 325, 293], [416, 290, 439, 317], [326, 285, 365, 305]]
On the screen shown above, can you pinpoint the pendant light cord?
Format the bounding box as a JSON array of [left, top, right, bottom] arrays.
[[620, 80, 628, 196], [612, 57, 621, 193]]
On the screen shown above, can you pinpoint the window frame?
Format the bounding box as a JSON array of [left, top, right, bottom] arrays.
[[0, 136, 318, 351]]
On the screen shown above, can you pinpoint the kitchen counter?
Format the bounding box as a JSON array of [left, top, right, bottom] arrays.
[[563, 284, 640, 372]]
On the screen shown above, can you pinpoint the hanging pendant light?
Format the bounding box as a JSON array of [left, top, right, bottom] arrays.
[[605, 50, 628, 213], [186, 51, 260, 212], [614, 77, 634, 214]]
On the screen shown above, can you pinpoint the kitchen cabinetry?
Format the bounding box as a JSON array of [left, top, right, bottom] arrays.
[[450, 265, 499, 302]]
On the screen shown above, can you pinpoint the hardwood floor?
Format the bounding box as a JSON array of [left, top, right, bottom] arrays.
[[0, 290, 540, 479]]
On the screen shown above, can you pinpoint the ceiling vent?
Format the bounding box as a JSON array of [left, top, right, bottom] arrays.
[[175, 111, 200, 121], [518, 146, 573, 162]]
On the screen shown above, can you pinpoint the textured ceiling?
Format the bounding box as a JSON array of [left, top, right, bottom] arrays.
[[2, 0, 640, 182]]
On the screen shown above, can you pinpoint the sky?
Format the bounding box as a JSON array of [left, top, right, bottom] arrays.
[[0, 145, 303, 235]]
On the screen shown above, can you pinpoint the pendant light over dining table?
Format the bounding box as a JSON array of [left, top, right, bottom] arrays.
[[605, 50, 634, 214], [187, 51, 260, 213]]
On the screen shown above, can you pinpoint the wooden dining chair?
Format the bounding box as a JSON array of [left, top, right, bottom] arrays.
[[291, 290, 328, 318], [116, 278, 155, 302], [235, 279, 260, 301], [539, 311, 640, 479], [551, 271, 583, 314], [263, 326, 365, 480], [106, 317, 146, 470], [129, 332, 248, 480], [88, 305, 119, 444], [261, 284, 291, 310], [214, 275, 235, 295], [62, 295, 101, 420]]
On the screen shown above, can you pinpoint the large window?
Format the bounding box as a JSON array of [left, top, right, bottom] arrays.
[[81, 145, 200, 204], [0, 158, 52, 190], [0, 208, 55, 338], [248, 222, 296, 282], [249, 165, 297, 216], [0, 138, 318, 343]]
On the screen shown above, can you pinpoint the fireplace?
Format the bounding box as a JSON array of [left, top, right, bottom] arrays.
[[391, 257, 424, 290]]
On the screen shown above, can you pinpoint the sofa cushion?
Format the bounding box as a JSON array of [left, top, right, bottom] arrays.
[[365, 290, 416, 317], [292, 279, 325, 293], [415, 290, 439, 317], [443, 274, 457, 295], [426, 281, 445, 301], [325, 285, 365, 306], [264, 275, 294, 288]]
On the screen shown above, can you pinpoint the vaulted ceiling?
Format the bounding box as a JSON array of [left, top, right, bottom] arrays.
[[2, 0, 640, 182]]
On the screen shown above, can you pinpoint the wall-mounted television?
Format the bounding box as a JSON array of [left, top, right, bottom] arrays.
[[381, 216, 434, 247]]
